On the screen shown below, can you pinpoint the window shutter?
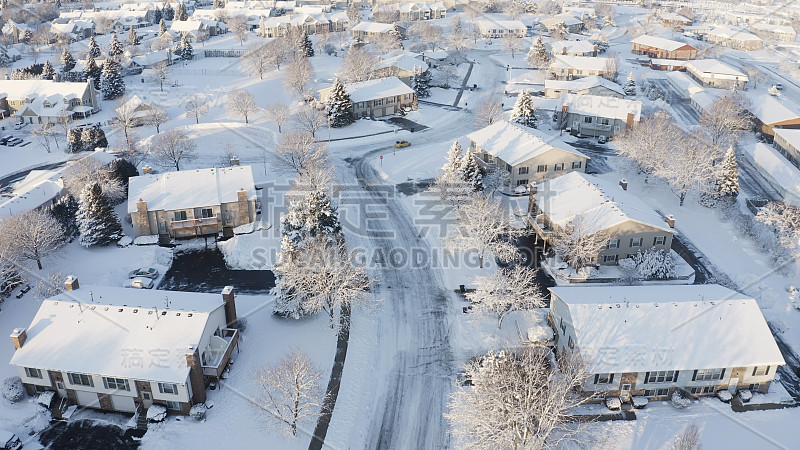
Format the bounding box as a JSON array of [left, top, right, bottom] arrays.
[[103, 378, 109, 389], [720, 368, 726, 379], [692, 370, 697, 381], [594, 374, 599, 384], [673, 371, 679, 382], [753, 367, 757, 376], [644, 372, 649, 384], [766, 366, 770, 375], [609, 374, 615, 384], [158, 383, 164, 394]]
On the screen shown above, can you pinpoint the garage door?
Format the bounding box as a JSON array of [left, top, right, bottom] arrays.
[[111, 395, 136, 412], [76, 390, 100, 408]]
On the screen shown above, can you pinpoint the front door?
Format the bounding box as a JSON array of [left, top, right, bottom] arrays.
[[728, 378, 739, 393]]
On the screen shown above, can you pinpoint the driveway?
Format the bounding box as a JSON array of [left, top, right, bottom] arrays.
[[566, 138, 614, 174], [648, 78, 701, 125], [157, 248, 274, 294], [38, 420, 139, 450]]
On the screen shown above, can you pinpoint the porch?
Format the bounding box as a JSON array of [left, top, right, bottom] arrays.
[[201, 328, 239, 379], [169, 216, 220, 238]]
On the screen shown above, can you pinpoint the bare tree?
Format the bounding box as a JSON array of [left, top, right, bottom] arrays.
[[0, 233, 21, 293], [293, 106, 326, 138], [337, 47, 377, 83], [444, 193, 521, 268], [264, 39, 290, 71], [227, 15, 250, 46], [151, 128, 198, 171], [272, 130, 328, 175], [467, 265, 545, 328], [147, 60, 172, 92], [699, 92, 752, 148], [185, 95, 209, 124], [672, 424, 702, 450], [144, 106, 169, 133], [30, 123, 58, 153], [656, 134, 721, 206], [551, 216, 609, 270], [63, 158, 125, 203], [283, 57, 313, 97], [502, 33, 524, 59], [114, 96, 138, 144], [34, 270, 65, 300], [2, 209, 65, 270], [227, 88, 260, 124], [473, 97, 504, 127], [756, 202, 800, 262], [504, 0, 528, 20], [242, 43, 271, 80], [743, 66, 769, 89], [614, 110, 680, 182], [408, 22, 442, 51], [252, 349, 327, 437], [603, 51, 620, 82], [265, 101, 290, 133], [446, 347, 590, 449]]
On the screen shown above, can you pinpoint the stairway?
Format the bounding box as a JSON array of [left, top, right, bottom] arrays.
[[136, 406, 148, 431]]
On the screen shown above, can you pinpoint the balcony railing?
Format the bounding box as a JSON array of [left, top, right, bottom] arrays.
[[170, 216, 219, 231], [201, 328, 239, 378]]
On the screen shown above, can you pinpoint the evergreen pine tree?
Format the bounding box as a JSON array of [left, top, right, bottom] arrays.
[[77, 183, 124, 247], [411, 68, 431, 98], [526, 36, 549, 68], [159, 18, 167, 35], [100, 59, 125, 100], [163, 2, 175, 21], [460, 151, 482, 191], [300, 30, 314, 57], [80, 127, 96, 152], [66, 128, 81, 153], [41, 60, 55, 80], [388, 23, 402, 41], [127, 26, 140, 46], [623, 71, 636, 96], [281, 189, 343, 250], [327, 78, 354, 127], [153, 7, 163, 24], [49, 195, 80, 240], [60, 48, 75, 72], [88, 36, 101, 58], [443, 140, 463, 175], [213, 0, 225, 8], [22, 29, 32, 44], [718, 147, 740, 198], [108, 32, 124, 60], [84, 53, 101, 89], [602, 15, 615, 28], [510, 91, 537, 128], [178, 34, 194, 60], [176, 1, 188, 21]]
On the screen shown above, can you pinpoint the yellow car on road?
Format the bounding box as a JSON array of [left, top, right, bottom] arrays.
[[395, 140, 411, 148]]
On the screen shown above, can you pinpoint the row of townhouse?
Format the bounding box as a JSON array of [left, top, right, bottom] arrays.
[[631, 35, 697, 60], [706, 26, 764, 50], [660, 13, 692, 29], [372, 2, 446, 21], [549, 55, 612, 81], [748, 95, 800, 142], [544, 75, 624, 99], [774, 128, 800, 170], [9, 277, 241, 415], [540, 13, 585, 34], [474, 20, 526, 38], [0, 79, 101, 125], [557, 93, 642, 138], [684, 59, 749, 90], [749, 23, 797, 42], [255, 12, 349, 38], [351, 21, 400, 42], [318, 76, 417, 119]]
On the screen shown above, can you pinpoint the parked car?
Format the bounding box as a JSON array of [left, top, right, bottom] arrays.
[[774, 83, 783, 90], [12, 123, 25, 130], [0, 428, 21, 450], [598, 135, 607, 144], [128, 267, 159, 279], [123, 277, 154, 289], [395, 140, 411, 148], [7, 138, 22, 146]]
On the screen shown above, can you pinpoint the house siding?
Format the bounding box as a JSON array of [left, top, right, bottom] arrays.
[[470, 142, 588, 185]]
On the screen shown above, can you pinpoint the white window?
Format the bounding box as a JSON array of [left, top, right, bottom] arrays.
[[518, 167, 529, 175], [653, 236, 666, 246], [536, 165, 547, 173], [25, 367, 43, 379], [158, 382, 178, 395], [165, 400, 181, 410], [656, 388, 669, 396], [103, 377, 130, 391], [599, 118, 610, 125], [554, 163, 565, 171], [603, 254, 618, 263], [647, 370, 677, 383], [572, 161, 582, 169], [752, 366, 770, 377], [173, 211, 187, 221], [694, 368, 724, 381], [583, 116, 593, 123], [690, 386, 713, 395], [607, 239, 620, 249], [516, 179, 528, 186], [749, 383, 760, 391], [630, 237, 643, 247], [68, 372, 94, 387], [200, 208, 213, 218], [595, 373, 614, 384]]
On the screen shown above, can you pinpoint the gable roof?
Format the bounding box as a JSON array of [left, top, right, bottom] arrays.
[[352, 21, 393, 33], [9, 285, 225, 383], [466, 120, 588, 166], [340, 76, 415, 103], [0, 79, 90, 101], [685, 59, 748, 79], [127, 165, 256, 214], [551, 55, 610, 71], [560, 93, 642, 121], [550, 284, 785, 374], [544, 75, 624, 96], [748, 95, 800, 125], [631, 34, 695, 52], [376, 52, 428, 73], [709, 25, 763, 42], [550, 40, 596, 55], [534, 171, 671, 235]]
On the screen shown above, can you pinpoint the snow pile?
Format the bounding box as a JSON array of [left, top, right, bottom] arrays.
[[716, 390, 733, 403], [1, 377, 24, 403], [233, 221, 260, 235], [605, 397, 621, 410], [190, 403, 207, 421], [632, 396, 648, 409], [526, 324, 554, 344], [117, 236, 133, 247], [147, 405, 167, 422], [36, 390, 55, 408], [218, 226, 280, 270], [671, 391, 691, 409], [738, 390, 752, 403], [134, 235, 159, 245]]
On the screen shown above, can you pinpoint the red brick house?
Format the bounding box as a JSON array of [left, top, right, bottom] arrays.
[[631, 35, 697, 60]]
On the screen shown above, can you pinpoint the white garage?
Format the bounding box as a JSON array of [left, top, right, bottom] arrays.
[[76, 390, 100, 408], [111, 394, 136, 412]]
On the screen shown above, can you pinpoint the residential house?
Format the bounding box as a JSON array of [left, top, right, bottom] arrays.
[[319, 76, 416, 118], [530, 171, 673, 265], [540, 14, 585, 34], [116, 95, 160, 127], [113, 11, 152, 31], [689, 89, 717, 115], [747, 142, 800, 206], [685, 59, 749, 90], [549, 285, 785, 401], [550, 40, 597, 57], [128, 166, 258, 239], [660, 13, 692, 29], [631, 35, 697, 60], [372, 2, 446, 21], [50, 19, 96, 41], [0, 45, 22, 63], [9, 277, 240, 415], [773, 128, 800, 169], [707, 26, 763, 50], [0, 80, 100, 124], [649, 58, 687, 72], [544, 75, 624, 99], [351, 21, 396, 42], [549, 55, 611, 80], [466, 120, 589, 186], [169, 19, 216, 42], [474, 20, 526, 38], [750, 23, 797, 42], [371, 52, 428, 86], [1, 20, 30, 44], [123, 50, 173, 75], [0, 169, 65, 219], [749, 96, 800, 142], [557, 93, 642, 138]]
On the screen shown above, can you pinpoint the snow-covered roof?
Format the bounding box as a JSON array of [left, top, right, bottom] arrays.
[[751, 23, 796, 35], [550, 40, 597, 55], [631, 35, 695, 52], [541, 15, 582, 27], [352, 21, 393, 33], [685, 59, 748, 79], [170, 19, 205, 32], [475, 19, 526, 31], [748, 95, 800, 125], [0, 170, 64, 219], [127, 166, 257, 214], [551, 55, 610, 72], [550, 284, 785, 374], [376, 52, 428, 73], [9, 285, 226, 384], [466, 120, 587, 166], [660, 13, 691, 23], [747, 143, 800, 205], [775, 128, 800, 151], [544, 75, 624, 96], [534, 171, 671, 235], [709, 25, 763, 42], [666, 71, 704, 95], [560, 93, 642, 122], [0, 79, 90, 101], [339, 76, 415, 104]]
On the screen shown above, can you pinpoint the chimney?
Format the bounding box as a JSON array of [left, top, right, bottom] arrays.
[[185, 346, 207, 404], [10, 328, 26, 350], [221, 286, 238, 328], [626, 112, 635, 127], [64, 275, 79, 291], [665, 214, 676, 228], [142, 165, 153, 174], [236, 189, 250, 225], [230, 155, 240, 166], [619, 179, 628, 191]]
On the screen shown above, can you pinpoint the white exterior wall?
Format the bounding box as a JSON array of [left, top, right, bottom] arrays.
[[149, 379, 191, 403], [16, 366, 52, 387], [62, 372, 140, 398]]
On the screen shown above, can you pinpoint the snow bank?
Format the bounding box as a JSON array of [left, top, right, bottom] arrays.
[[605, 397, 621, 410], [744, 143, 800, 206], [134, 235, 159, 245], [218, 225, 280, 270], [147, 405, 167, 422]]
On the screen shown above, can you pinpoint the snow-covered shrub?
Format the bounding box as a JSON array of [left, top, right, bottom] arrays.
[[147, 404, 167, 422], [738, 389, 752, 403], [716, 390, 733, 403], [2, 376, 25, 402], [621, 248, 675, 280], [605, 397, 621, 410], [36, 390, 55, 408], [190, 404, 207, 421], [671, 390, 690, 409], [632, 396, 648, 409]]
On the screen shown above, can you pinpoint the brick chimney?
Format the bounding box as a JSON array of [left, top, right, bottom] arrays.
[[64, 275, 79, 291], [665, 214, 676, 228], [236, 189, 250, 225], [185, 346, 207, 404], [626, 112, 635, 127], [10, 328, 26, 350], [142, 165, 153, 174], [136, 199, 149, 235], [230, 156, 240, 166], [619, 179, 628, 191], [221, 286, 238, 328]]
